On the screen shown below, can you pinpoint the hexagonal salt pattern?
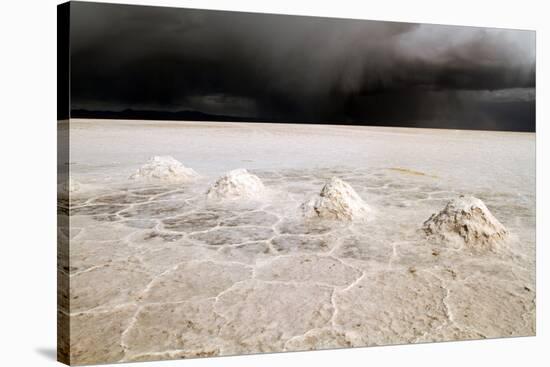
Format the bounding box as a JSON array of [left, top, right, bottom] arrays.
[[64, 122, 534, 364]]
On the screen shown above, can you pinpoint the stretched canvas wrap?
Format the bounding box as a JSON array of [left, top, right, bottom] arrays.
[[57, 1, 536, 365]]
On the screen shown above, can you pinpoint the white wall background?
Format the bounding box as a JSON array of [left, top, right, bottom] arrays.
[[0, 0, 547, 365]]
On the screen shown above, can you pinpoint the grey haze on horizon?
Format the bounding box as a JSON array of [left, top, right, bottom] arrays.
[[69, 1, 536, 131]]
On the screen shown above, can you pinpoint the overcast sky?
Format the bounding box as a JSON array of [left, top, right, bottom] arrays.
[[69, 2, 536, 131]]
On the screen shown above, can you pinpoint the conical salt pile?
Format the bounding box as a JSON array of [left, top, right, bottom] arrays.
[[206, 169, 265, 200], [423, 195, 507, 251], [129, 156, 199, 182], [301, 177, 371, 221]]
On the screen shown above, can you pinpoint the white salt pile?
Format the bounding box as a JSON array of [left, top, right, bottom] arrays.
[[423, 195, 507, 251], [58, 177, 80, 200], [129, 156, 199, 182], [66, 177, 80, 193], [206, 169, 265, 200], [301, 177, 371, 221]]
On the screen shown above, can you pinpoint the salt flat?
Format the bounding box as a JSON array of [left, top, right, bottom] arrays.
[[59, 119, 535, 364]]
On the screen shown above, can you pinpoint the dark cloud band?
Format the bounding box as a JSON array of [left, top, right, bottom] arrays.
[[69, 2, 536, 131]]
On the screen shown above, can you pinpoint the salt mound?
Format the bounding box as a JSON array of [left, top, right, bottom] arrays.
[[129, 156, 199, 182], [58, 177, 80, 200], [301, 177, 371, 221], [423, 195, 507, 251], [206, 169, 265, 200], [66, 177, 80, 193]]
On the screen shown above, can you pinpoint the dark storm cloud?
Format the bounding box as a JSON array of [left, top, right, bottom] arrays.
[[69, 2, 536, 131]]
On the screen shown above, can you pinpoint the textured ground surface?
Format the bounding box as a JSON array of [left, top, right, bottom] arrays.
[[59, 120, 535, 365]]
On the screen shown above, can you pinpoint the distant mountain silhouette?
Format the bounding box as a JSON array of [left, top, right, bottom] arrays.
[[70, 102, 535, 132], [71, 109, 265, 123]]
